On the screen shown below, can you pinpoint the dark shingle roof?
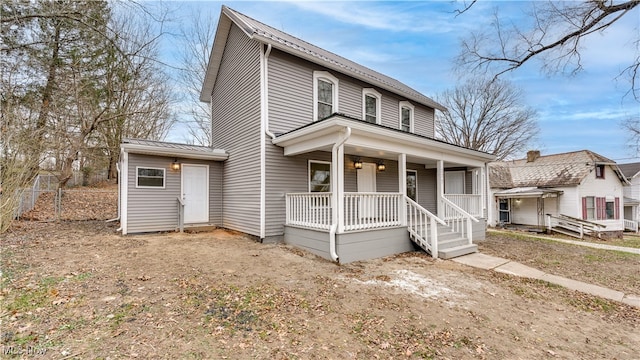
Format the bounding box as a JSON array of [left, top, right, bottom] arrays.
[[618, 162, 640, 179]]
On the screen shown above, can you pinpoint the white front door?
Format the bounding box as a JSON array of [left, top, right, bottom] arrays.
[[182, 164, 209, 223], [357, 163, 377, 218]]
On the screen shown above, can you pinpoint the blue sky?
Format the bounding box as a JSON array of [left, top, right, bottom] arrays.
[[162, 1, 639, 163]]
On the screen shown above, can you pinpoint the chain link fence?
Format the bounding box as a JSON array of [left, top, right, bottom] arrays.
[[16, 181, 117, 222]]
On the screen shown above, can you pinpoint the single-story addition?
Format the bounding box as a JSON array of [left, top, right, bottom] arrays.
[[618, 162, 640, 232], [118, 6, 496, 263], [488, 150, 629, 238]]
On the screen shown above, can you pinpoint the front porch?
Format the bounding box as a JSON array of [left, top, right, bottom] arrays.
[[284, 191, 486, 262], [273, 115, 494, 263]]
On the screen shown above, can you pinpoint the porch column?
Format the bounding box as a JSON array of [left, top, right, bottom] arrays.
[[332, 142, 345, 233], [398, 153, 407, 226], [436, 160, 444, 218]]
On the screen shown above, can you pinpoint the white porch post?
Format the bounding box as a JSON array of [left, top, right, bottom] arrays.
[[336, 143, 345, 233], [436, 160, 444, 218], [398, 153, 407, 226]]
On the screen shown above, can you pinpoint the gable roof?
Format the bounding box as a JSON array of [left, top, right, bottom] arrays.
[[618, 162, 640, 179], [200, 6, 445, 111], [489, 150, 628, 188]]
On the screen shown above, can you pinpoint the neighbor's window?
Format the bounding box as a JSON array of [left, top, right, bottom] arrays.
[[595, 164, 605, 179], [362, 88, 381, 124], [399, 101, 414, 132], [313, 71, 339, 121], [309, 161, 331, 192], [585, 196, 595, 220], [137, 167, 165, 188], [605, 199, 615, 219]]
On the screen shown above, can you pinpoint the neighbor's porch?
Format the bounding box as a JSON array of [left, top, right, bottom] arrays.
[[273, 115, 494, 263]]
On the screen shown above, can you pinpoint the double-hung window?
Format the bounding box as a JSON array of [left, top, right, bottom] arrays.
[[309, 161, 331, 192], [399, 101, 414, 132], [362, 88, 381, 124], [313, 71, 339, 121], [585, 196, 595, 220]]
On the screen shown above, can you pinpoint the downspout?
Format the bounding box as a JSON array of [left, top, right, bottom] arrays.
[[264, 44, 275, 141], [108, 162, 121, 224], [330, 126, 351, 262], [259, 43, 274, 241]]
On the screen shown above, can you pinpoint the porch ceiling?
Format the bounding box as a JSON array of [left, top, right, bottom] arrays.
[[272, 115, 495, 167]]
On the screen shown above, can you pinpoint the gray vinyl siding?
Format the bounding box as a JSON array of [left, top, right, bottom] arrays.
[[268, 50, 313, 133], [267, 49, 436, 137], [211, 23, 262, 236], [409, 165, 437, 214], [126, 154, 222, 233]]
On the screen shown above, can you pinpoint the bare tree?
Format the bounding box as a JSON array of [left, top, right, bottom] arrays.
[[177, 10, 216, 146], [435, 77, 539, 160], [456, 1, 640, 99], [623, 116, 640, 157]]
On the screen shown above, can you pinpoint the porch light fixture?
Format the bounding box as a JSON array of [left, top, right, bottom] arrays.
[[171, 160, 181, 171], [377, 161, 386, 172], [354, 158, 363, 170]]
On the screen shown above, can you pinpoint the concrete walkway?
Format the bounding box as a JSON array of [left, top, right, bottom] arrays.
[[488, 229, 640, 255], [452, 252, 640, 308]]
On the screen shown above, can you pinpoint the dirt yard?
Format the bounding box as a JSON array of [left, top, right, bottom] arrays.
[[1, 219, 639, 359]]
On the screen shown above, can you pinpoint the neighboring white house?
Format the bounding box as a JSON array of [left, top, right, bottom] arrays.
[[488, 150, 629, 237], [619, 162, 640, 232]]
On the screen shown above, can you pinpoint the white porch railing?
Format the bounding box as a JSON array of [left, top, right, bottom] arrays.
[[623, 219, 638, 232], [343, 192, 403, 231], [406, 196, 446, 258], [440, 196, 478, 245], [444, 194, 482, 218], [285, 193, 332, 230]]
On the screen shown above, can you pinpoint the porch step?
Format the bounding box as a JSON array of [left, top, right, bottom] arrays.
[[437, 230, 461, 242], [438, 237, 469, 249], [438, 244, 478, 259]]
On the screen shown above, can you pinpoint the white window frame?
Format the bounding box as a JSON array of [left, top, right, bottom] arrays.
[[406, 169, 418, 202], [362, 88, 382, 124], [585, 196, 595, 220], [308, 160, 332, 193], [498, 198, 510, 224], [136, 166, 166, 189], [399, 101, 414, 132], [313, 71, 339, 121]]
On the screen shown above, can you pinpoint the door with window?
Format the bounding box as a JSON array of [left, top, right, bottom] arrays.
[[498, 198, 510, 224], [182, 164, 209, 223], [357, 163, 377, 218]]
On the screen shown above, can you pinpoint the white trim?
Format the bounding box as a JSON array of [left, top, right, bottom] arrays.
[[308, 160, 332, 192], [407, 169, 418, 202], [135, 166, 166, 189], [121, 143, 227, 161], [313, 71, 339, 121], [180, 164, 210, 224], [121, 150, 129, 235], [362, 88, 382, 124], [259, 44, 267, 238], [399, 101, 415, 133]]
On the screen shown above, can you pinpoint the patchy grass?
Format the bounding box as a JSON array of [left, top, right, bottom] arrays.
[[480, 230, 640, 295]]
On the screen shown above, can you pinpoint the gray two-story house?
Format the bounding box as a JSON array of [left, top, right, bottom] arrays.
[[118, 6, 495, 263]]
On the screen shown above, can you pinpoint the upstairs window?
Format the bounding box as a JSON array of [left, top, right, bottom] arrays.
[[362, 88, 381, 124], [399, 101, 414, 132], [313, 71, 339, 121], [595, 164, 605, 179]]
